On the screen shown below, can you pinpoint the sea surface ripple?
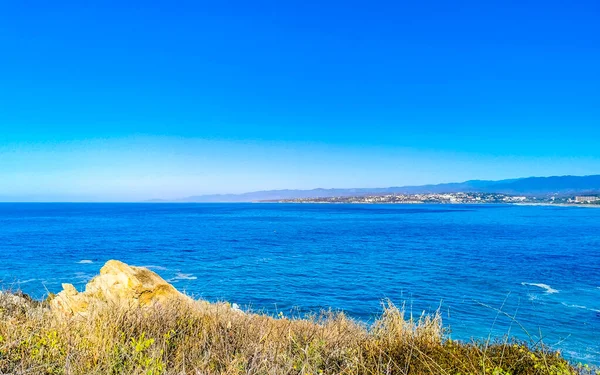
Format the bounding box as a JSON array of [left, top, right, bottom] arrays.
[[0, 203, 599, 364]]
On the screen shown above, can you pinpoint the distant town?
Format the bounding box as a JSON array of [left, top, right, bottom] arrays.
[[272, 193, 600, 205]]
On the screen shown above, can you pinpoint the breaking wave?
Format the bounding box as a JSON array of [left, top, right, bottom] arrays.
[[521, 282, 559, 294]]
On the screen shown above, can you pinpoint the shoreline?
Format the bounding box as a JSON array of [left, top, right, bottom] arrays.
[[1, 261, 597, 373], [513, 202, 600, 208], [272, 201, 600, 208]]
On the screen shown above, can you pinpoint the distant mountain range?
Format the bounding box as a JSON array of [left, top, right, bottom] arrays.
[[157, 175, 600, 202]]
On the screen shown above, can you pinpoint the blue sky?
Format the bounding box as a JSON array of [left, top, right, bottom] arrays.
[[1, 1, 599, 201]]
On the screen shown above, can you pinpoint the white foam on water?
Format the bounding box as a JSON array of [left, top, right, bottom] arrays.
[[521, 282, 559, 294], [77, 260, 93, 264], [561, 302, 600, 313], [173, 273, 197, 280], [143, 265, 168, 271], [18, 278, 37, 284], [561, 302, 587, 310]]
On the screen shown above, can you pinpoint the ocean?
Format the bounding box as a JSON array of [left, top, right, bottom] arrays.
[[0, 203, 598, 364]]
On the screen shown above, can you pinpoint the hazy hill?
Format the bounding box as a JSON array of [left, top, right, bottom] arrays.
[[165, 174, 600, 202]]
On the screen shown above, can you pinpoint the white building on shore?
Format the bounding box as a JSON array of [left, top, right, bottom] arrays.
[[575, 196, 600, 203]]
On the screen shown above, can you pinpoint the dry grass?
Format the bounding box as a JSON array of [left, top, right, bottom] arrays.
[[0, 293, 589, 375]]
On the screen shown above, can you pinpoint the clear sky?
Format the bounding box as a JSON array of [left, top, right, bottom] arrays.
[[1, 0, 599, 201]]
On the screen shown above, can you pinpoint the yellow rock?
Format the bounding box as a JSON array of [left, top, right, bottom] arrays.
[[50, 260, 190, 317]]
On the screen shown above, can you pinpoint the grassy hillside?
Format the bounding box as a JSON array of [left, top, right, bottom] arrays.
[[0, 293, 593, 375]]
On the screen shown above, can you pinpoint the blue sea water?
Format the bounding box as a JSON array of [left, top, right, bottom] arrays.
[[0, 203, 599, 364]]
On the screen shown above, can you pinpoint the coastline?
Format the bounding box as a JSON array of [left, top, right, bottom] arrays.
[[273, 201, 600, 208], [513, 202, 600, 208], [1, 261, 594, 374]]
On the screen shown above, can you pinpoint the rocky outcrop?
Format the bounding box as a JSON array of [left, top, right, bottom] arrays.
[[0, 291, 46, 319], [50, 260, 192, 317]]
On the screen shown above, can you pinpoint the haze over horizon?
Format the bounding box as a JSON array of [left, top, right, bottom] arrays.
[[1, 1, 599, 202]]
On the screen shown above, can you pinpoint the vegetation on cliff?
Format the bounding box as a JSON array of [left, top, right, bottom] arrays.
[[0, 262, 593, 375]]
